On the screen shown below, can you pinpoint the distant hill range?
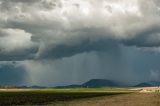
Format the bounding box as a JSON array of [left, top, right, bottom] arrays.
[[8, 79, 160, 89], [134, 83, 152, 87], [55, 80, 160, 88], [134, 81, 160, 87], [17, 85, 47, 89], [82, 79, 119, 88], [55, 79, 121, 88]]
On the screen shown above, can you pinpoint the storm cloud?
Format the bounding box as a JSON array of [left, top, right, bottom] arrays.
[[0, 0, 160, 86], [0, 0, 160, 60], [0, 62, 30, 85]]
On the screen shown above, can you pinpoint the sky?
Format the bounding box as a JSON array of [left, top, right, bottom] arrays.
[[0, 0, 160, 86]]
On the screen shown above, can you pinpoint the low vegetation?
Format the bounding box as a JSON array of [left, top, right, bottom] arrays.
[[54, 93, 160, 106], [0, 88, 133, 105]]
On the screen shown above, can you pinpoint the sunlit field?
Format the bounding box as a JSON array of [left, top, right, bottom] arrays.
[[0, 88, 134, 106]]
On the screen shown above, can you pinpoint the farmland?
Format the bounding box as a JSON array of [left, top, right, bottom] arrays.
[[0, 88, 159, 106], [0, 88, 133, 106], [54, 92, 160, 106]]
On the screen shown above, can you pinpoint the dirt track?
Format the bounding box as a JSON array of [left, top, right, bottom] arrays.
[[0, 89, 32, 92], [131, 87, 160, 93]]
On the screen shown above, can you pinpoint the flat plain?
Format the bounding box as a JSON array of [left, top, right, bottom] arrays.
[[0, 88, 159, 106]]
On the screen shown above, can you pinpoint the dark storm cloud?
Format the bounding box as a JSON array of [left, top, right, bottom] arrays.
[[37, 40, 119, 59], [0, 0, 160, 86], [0, 47, 38, 61], [0, 0, 160, 60], [121, 23, 160, 47], [123, 32, 160, 47], [0, 63, 29, 85], [0, 28, 38, 61]]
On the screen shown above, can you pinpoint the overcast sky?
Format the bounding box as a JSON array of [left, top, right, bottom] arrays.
[[0, 0, 160, 86]]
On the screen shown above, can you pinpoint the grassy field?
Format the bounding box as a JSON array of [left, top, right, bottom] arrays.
[[0, 88, 133, 106], [1, 88, 159, 106], [53, 93, 160, 106]]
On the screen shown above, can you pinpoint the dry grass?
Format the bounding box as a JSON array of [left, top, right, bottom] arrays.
[[53, 93, 160, 106], [0, 90, 129, 106], [0, 88, 159, 106]]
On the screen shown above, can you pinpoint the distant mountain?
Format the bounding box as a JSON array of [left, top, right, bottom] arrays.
[[55, 79, 120, 88], [30, 85, 47, 89], [134, 83, 151, 87], [134, 81, 160, 87], [55, 84, 81, 88], [148, 81, 160, 86], [17, 86, 28, 88], [82, 79, 119, 88]]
